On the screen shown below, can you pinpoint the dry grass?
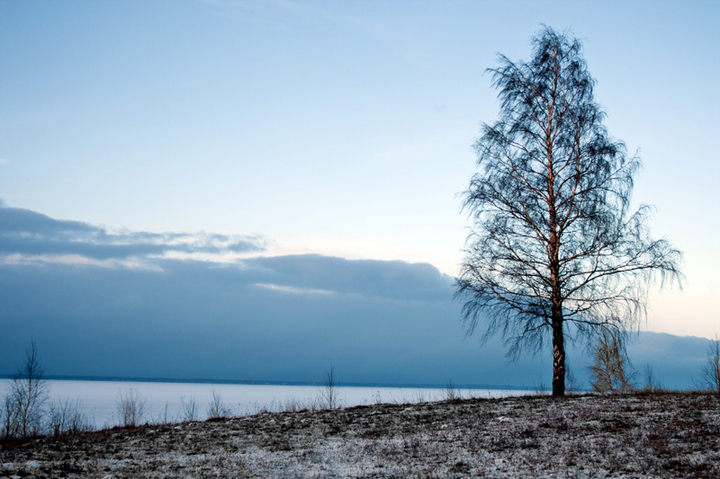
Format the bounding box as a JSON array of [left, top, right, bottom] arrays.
[[1, 391, 719, 478]]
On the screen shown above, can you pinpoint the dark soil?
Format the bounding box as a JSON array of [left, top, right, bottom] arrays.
[[2, 392, 719, 478]]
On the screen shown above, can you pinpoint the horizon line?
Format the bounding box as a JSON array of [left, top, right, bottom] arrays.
[[0, 374, 534, 391]]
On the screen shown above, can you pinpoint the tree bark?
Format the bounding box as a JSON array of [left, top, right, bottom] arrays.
[[552, 309, 565, 397]]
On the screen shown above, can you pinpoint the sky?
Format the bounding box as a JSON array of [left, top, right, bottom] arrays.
[[0, 1, 718, 382]]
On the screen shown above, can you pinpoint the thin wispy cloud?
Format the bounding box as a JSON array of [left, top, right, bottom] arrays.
[[0, 253, 156, 270], [253, 282, 335, 295], [0, 203, 266, 267]]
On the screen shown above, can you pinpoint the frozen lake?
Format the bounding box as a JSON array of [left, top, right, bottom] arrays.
[[0, 379, 531, 430]]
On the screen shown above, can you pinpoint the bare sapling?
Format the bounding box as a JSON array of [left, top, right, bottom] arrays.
[[321, 363, 337, 409], [181, 396, 199, 421], [2, 341, 49, 438], [116, 386, 146, 427], [700, 335, 720, 393], [643, 364, 661, 391], [206, 389, 233, 419], [591, 331, 633, 393]]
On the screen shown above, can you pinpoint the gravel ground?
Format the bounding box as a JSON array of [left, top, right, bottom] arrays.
[[1, 391, 719, 478]]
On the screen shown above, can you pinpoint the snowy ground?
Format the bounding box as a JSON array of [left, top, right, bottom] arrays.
[[1, 391, 719, 478]]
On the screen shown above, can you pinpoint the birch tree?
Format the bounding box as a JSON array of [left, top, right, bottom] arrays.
[[456, 27, 682, 397]]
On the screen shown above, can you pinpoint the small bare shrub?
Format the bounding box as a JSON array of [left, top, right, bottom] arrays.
[[181, 396, 199, 421], [116, 386, 146, 427], [643, 364, 665, 391], [533, 379, 548, 395], [282, 396, 316, 413], [445, 379, 460, 401], [565, 366, 580, 394], [47, 398, 93, 436], [700, 335, 720, 393], [206, 389, 233, 419], [281, 397, 302, 413], [156, 401, 172, 424]]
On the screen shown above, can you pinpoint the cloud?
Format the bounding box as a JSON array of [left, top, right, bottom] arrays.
[[0, 247, 707, 388], [0, 204, 708, 389], [246, 254, 454, 302], [253, 282, 335, 295], [0, 203, 266, 267]]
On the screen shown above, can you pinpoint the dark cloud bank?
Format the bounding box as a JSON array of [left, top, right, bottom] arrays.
[[0, 202, 263, 260], [0, 203, 709, 389]]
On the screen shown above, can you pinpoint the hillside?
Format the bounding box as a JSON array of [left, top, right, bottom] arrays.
[[2, 392, 719, 478]]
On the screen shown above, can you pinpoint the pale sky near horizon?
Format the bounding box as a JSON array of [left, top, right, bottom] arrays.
[[0, 1, 718, 339]]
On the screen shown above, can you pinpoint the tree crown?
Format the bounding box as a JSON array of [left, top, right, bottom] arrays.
[[457, 27, 682, 358]]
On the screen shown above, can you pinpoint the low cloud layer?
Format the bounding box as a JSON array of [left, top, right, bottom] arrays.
[[0, 203, 710, 390], [0, 203, 265, 266]]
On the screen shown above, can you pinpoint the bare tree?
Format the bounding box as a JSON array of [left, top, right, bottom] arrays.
[[590, 330, 632, 393], [2, 341, 49, 438], [456, 27, 682, 396], [320, 363, 337, 409], [700, 335, 720, 393]]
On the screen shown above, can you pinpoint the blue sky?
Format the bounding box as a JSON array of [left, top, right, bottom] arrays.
[[1, 0, 718, 350]]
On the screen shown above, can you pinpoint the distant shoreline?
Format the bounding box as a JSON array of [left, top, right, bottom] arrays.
[[0, 374, 531, 391]]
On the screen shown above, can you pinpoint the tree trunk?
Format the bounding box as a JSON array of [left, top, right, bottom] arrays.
[[546, 120, 564, 397], [552, 309, 565, 397]]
